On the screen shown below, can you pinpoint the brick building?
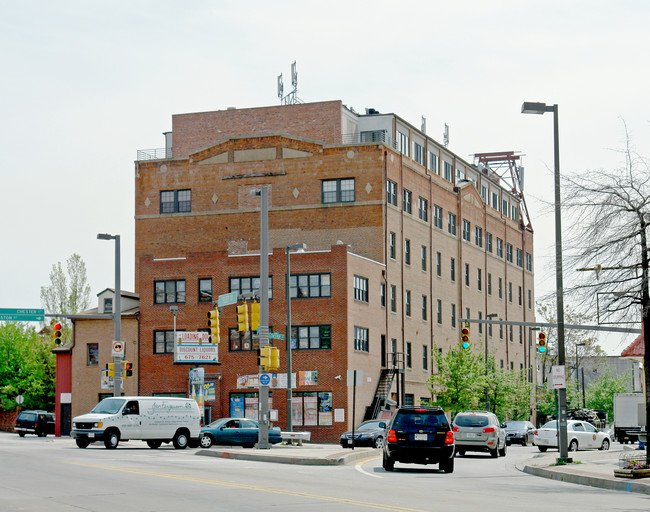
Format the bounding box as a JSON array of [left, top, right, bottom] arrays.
[[134, 100, 536, 442]]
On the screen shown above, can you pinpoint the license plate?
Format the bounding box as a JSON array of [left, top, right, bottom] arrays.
[[466, 433, 477, 438], [347, 439, 354, 445], [88, 432, 95, 438], [414, 433, 427, 441]]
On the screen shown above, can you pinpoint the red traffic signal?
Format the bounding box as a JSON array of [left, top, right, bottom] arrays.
[[53, 322, 62, 345]]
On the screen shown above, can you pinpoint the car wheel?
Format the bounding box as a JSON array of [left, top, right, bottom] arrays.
[[456, 449, 465, 457], [104, 430, 120, 449], [440, 456, 454, 474], [382, 452, 394, 471], [147, 440, 162, 449], [173, 431, 189, 449], [490, 447, 499, 458], [499, 441, 507, 457], [374, 436, 385, 449], [75, 439, 90, 449], [568, 439, 579, 452], [600, 439, 610, 451], [538, 446, 547, 452], [521, 437, 528, 447], [18, 432, 25, 438], [199, 435, 213, 448]]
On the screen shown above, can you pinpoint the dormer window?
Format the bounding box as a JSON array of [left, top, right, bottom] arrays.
[[104, 298, 113, 314]]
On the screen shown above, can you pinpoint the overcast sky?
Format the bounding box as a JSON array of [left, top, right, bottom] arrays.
[[1, 1, 648, 355]]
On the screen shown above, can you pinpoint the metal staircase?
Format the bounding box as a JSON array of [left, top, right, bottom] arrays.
[[363, 368, 397, 421]]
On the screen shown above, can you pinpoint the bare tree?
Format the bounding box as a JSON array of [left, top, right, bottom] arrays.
[[561, 124, 650, 458]]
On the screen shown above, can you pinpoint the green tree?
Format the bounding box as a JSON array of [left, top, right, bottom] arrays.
[[0, 322, 55, 411], [428, 342, 485, 416], [585, 370, 630, 423], [40, 253, 91, 343]]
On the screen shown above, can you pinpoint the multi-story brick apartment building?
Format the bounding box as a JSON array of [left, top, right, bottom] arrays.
[[134, 100, 535, 442]]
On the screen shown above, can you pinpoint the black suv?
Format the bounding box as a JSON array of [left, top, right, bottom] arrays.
[[14, 410, 55, 437], [382, 406, 455, 473]]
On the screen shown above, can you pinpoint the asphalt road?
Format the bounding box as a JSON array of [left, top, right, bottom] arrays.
[[1, 432, 648, 512]]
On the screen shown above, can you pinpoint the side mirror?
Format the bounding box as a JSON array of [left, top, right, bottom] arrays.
[[379, 422, 386, 429]]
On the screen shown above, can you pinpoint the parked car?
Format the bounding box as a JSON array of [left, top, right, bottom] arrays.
[[452, 410, 507, 457], [340, 420, 387, 448], [14, 410, 55, 437], [382, 406, 455, 473], [199, 417, 282, 448], [534, 419, 611, 452], [504, 420, 535, 446]]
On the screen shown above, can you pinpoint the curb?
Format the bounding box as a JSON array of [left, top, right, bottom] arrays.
[[523, 464, 650, 495], [195, 447, 378, 466]]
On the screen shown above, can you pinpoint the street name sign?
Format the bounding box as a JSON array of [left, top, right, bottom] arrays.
[[217, 292, 238, 307], [0, 308, 45, 322], [268, 332, 285, 340]]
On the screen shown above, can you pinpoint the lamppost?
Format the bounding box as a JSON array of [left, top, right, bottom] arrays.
[[521, 101, 570, 462], [485, 313, 499, 410], [286, 243, 306, 432], [97, 233, 121, 398]]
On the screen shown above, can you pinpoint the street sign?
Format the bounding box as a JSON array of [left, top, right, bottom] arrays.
[[551, 365, 566, 389], [112, 340, 125, 358], [217, 292, 238, 307], [0, 308, 45, 322], [259, 373, 271, 386], [268, 332, 285, 340]]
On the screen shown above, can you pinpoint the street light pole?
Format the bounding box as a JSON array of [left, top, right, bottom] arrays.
[[522, 101, 570, 462], [97, 233, 121, 398], [285, 243, 306, 433]]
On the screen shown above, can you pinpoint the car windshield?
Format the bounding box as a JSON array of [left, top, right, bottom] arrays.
[[91, 398, 126, 414], [541, 420, 558, 429], [357, 421, 382, 431], [506, 421, 527, 429], [455, 415, 488, 427]]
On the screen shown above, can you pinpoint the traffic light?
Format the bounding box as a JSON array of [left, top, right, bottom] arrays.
[[53, 322, 62, 345], [250, 301, 261, 332], [538, 331, 547, 353], [269, 346, 280, 371], [123, 361, 133, 378], [460, 323, 470, 349], [236, 303, 249, 332], [106, 363, 115, 378], [258, 346, 271, 370], [207, 308, 220, 344]]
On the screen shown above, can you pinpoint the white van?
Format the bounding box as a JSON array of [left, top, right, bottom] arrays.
[[71, 396, 201, 449]]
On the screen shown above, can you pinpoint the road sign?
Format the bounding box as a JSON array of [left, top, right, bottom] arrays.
[[268, 332, 285, 340], [217, 292, 238, 307], [0, 308, 45, 322], [551, 365, 566, 389], [112, 340, 125, 358], [259, 373, 271, 386]]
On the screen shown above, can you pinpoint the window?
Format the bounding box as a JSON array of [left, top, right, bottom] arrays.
[[406, 342, 412, 368], [486, 232, 493, 253], [291, 325, 332, 350], [389, 232, 396, 259], [512, 204, 518, 221], [87, 343, 98, 366], [516, 248, 522, 267], [405, 239, 411, 265], [462, 219, 471, 241], [104, 297, 112, 314], [354, 275, 368, 302], [360, 129, 387, 142], [448, 213, 457, 236], [380, 283, 386, 307], [405, 290, 411, 317], [229, 328, 260, 351], [492, 191, 499, 210], [387, 179, 398, 206], [429, 151, 439, 174], [154, 329, 179, 354], [518, 286, 522, 306], [477, 268, 482, 291], [498, 277, 503, 299], [519, 325, 523, 344], [418, 197, 428, 221], [508, 282, 513, 303], [481, 185, 488, 203], [451, 303, 456, 327], [488, 273, 492, 295], [506, 243, 513, 263], [443, 161, 453, 182], [403, 189, 412, 214], [496, 238, 503, 258], [423, 345, 429, 370], [436, 299, 442, 324], [475, 226, 483, 248], [421, 246, 427, 271], [230, 276, 274, 299], [528, 289, 532, 309], [526, 252, 533, 271], [292, 391, 334, 426], [502, 198, 509, 215], [450, 258, 456, 282], [433, 205, 443, 228], [290, 273, 330, 298], [154, 279, 186, 304], [465, 263, 470, 287], [421, 295, 427, 320], [160, 189, 191, 214], [198, 278, 212, 303], [390, 285, 397, 312], [413, 142, 424, 165], [354, 326, 369, 352], [397, 131, 409, 156], [322, 178, 355, 203], [509, 325, 513, 342], [478, 312, 483, 334], [436, 252, 442, 277], [499, 324, 503, 340]]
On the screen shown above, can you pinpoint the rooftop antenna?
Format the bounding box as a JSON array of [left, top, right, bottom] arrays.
[[277, 61, 303, 105], [443, 123, 449, 147], [421, 116, 426, 134]]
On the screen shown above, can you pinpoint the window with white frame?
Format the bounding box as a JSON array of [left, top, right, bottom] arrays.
[[443, 161, 453, 182], [421, 245, 427, 271], [526, 252, 532, 271], [413, 142, 424, 165], [354, 326, 369, 352], [421, 295, 427, 320], [481, 185, 488, 203], [487, 232, 493, 253], [389, 232, 396, 259], [386, 179, 398, 206], [429, 151, 439, 173], [448, 213, 457, 236], [487, 273, 492, 295], [502, 198, 509, 215], [353, 275, 368, 302], [450, 257, 456, 282], [492, 191, 499, 210], [403, 189, 412, 214], [436, 299, 442, 324], [436, 252, 441, 277], [418, 197, 428, 221], [433, 205, 443, 228], [397, 131, 409, 156], [516, 248, 522, 267], [405, 290, 411, 317], [475, 226, 483, 247], [462, 219, 471, 241], [390, 285, 396, 312], [405, 239, 411, 265], [496, 238, 503, 258], [506, 243, 513, 263]]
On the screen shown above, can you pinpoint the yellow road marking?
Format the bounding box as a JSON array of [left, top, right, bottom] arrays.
[[65, 460, 428, 512]]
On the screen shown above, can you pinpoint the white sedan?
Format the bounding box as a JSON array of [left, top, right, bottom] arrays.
[[534, 420, 611, 452]]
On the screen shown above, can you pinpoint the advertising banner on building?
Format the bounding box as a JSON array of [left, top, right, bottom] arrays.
[[175, 331, 219, 363]]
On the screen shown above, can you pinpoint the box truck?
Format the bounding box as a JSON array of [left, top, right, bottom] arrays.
[[613, 393, 645, 444]]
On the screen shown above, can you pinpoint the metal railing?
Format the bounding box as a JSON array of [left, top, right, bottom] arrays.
[[137, 148, 172, 161], [341, 130, 395, 149]]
